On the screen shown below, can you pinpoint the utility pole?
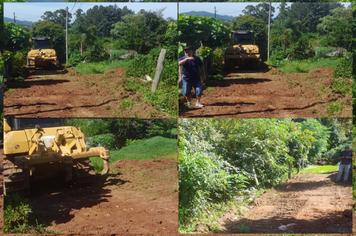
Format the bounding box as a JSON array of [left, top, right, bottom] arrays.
[[267, 1, 272, 61], [13, 12, 16, 23], [214, 6, 217, 19], [65, 6, 69, 65]]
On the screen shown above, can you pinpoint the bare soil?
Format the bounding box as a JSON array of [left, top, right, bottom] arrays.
[[218, 172, 352, 233], [180, 67, 352, 118], [27, 159, 178, 234], [4, 69, 168, 118]]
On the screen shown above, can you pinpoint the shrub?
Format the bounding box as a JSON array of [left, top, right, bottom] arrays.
[[333, 54, 352, 78], [68, 52, 85, 67], [179, 152, 246, 226], [4, 194, 47, 233], [90, 133, 116, 149]]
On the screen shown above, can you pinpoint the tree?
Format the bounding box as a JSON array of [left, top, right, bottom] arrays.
[[178, 15, 230, 49], [242, 3, 275, 23], [79, 5, 133, 37], [41, 9, 72, 28], [317, 7, 352, 50], [111, 10, 168, 54], [3, 23, 30, 52]]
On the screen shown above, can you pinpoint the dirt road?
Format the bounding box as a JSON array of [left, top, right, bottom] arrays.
[[180, 68, 352, 118], [219, 172, 352, 233], [4, 69, 168, 118], [28, 159, 178, 234]]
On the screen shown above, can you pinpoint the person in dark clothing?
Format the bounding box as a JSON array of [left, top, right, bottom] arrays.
[[178, 47, 204, 108], [336, 148, 352, 182]]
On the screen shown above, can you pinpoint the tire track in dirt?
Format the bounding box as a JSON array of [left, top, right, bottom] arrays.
[[180, 68, 352, 118], [219, 172, 352, 233], [4, 69, 168, 118]]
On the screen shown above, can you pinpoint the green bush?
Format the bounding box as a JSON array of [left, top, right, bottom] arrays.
[[179, 152, 246, 226], [90, 133, 116, 149], [68, 52, 85, 67], [212, 47, 224, 74], [269, 49, 288, 67], [333, 54, 352, 78], [4, 194, 47, 233]]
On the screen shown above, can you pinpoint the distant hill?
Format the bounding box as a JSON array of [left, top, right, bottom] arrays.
[[181, 11, 234, 21], [4, 17, 33, 27]]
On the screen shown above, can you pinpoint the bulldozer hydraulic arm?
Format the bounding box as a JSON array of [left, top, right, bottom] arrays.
[[71, 147, 110, 175]]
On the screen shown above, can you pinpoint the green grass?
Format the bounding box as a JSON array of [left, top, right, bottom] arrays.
[[119, 98, 135, 110], [90, 136, 177, 172], [301, 165, 338, 174], [327, 101, 343, 115], [278, 58, 340, 74], [331, 78, 352, 95], [124, 79, 177, 117], [74, 60, 131, 75]]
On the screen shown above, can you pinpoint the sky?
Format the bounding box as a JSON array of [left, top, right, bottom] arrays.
[[179, 2, 285, 17], [179, 2, 351, 18], [4, 2, 178, 22]]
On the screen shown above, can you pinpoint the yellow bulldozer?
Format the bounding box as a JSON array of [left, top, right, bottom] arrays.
[[27, 37, 59, 69], [2, 118, 110, 195], [224, 30, 261, 70]]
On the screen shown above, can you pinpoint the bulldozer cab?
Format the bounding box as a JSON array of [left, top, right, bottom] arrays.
[[231, 31, 255, 45], [32, 37, 52, 50]]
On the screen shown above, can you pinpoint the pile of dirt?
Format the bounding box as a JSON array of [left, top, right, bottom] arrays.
[[28, 159, 178, 235], [180, 68, 351, 118]]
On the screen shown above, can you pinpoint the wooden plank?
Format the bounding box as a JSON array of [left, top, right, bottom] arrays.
[[151, 48, 167, 93]]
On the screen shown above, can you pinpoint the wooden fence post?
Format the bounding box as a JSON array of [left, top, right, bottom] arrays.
[[151, 48, 166, 93]]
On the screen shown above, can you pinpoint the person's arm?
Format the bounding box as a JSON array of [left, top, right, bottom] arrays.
[[178, 57, 194, 66]]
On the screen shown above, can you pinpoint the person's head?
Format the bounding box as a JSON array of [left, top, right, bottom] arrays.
[[184, 47, 194, 57]]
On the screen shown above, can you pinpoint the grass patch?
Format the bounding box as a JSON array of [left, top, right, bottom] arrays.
[[119, 98, 135, 110], [331, 78, 352, 95], [327, 101, 343, 115], [124, 79, 177, 116], [4, 194, 56, 234], [278, 58, 340, 74], [301, 165, 338, 174], [74, 60, 130, 75], [90, 136, 177, 172]]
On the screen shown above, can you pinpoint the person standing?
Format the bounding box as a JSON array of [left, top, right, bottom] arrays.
[[336, 147, 352, 182], [178, 47, 204, 108]]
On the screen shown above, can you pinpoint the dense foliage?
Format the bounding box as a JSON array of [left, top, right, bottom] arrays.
[[179, 118, 351, 231], [65, 118, 177, 148]]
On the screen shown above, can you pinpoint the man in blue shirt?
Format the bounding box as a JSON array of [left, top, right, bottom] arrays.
[[179, 47, 204, 108]]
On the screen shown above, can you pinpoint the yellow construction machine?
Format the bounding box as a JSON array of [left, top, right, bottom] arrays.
[[2, 118, 110, 195], [27, 37, 59, 69], [224, 30, 261, 70]]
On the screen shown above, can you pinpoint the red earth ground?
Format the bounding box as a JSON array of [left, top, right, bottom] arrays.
[[24, 158, 178, 235], [180, 67, 352, 118], [4, 69, 169, 118], [217, 172, 352, 234]]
